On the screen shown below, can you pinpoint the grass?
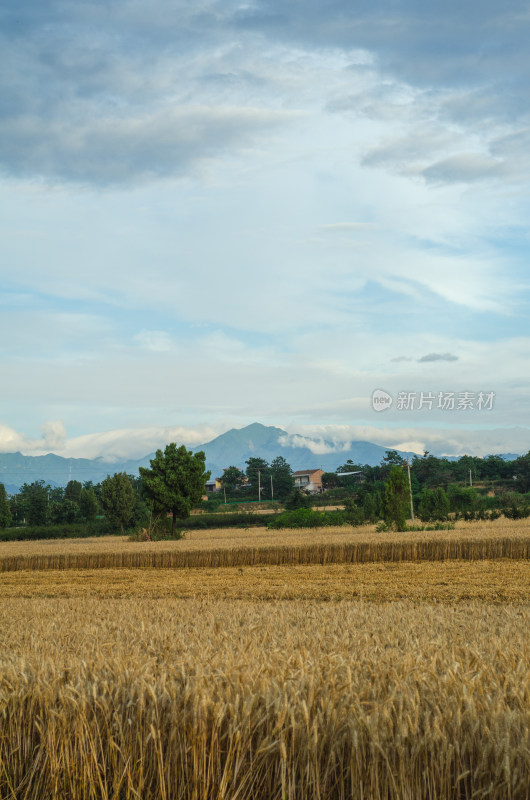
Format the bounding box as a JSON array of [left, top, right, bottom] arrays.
[[1, 598, 529, 799]]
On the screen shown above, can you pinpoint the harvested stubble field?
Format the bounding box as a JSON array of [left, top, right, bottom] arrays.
[[0, 599, 529, 799], [1, 560, 529, 602]]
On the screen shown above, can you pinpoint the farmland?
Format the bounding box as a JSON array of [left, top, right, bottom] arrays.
[[1, 519, 529, 798]]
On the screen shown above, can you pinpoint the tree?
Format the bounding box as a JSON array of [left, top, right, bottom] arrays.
[[284, 488, 311, 510], [140, 443, 210, 534], [245, 457, 270, 500], [418, 488, 450, 522], [19, 481, 49, 526], [0, 483, 12, 528], [100, 473, 135, 533], [321, 472, 340, 490], [220, 466, 246, 491], [269, 456, 294, 500], [362, 493, 376, 523], [383, 466, 409, 531], [64, 480, 82, 505], [79, 487, 98, 521]]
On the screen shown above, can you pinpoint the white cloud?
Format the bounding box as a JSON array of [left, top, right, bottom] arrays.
[[278, 434, 350, 455], [134, 330, 174, 352]]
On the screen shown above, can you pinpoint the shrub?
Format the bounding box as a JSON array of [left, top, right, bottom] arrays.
[[268, 508, 350, 529]]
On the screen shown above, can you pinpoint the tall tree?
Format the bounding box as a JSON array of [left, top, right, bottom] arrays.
[[0, 483, 12, 528], [220, 466, 246, 490], [19, 481, 49, 526], [64, 480, 82, 505], [383, 466, 409, 531], [140, 443, 210, 534], [269, 456, 294, 500], [79, 487, 98, 521], [245, 457, 270, 500], [100, 473, 135, 534]]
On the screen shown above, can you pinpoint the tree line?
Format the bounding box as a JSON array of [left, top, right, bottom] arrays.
[[1, 445, 530, 534]]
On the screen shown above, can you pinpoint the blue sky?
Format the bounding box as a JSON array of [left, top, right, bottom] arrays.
[[1, 0, 529, 460]]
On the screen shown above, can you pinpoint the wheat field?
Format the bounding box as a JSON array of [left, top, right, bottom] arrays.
[[1, 516, 529, 559], [1, 521, 529, 798], [1, 598, 529, 799], [1, 518, 529, 573]]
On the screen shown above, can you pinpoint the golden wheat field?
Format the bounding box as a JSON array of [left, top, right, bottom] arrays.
[[1, 516, 529, 559], [1, 598, 529, 799], [1, 518, 529, 573], [1, 522, 529, 799]]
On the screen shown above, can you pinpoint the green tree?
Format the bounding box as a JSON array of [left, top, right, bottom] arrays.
[[383, 466, 409, 531], [321, 472, 340, 490], [64, 479, 82, 505], [362, 492, 376, 523], [245, 457, 270, 500], [284, 488, 311, 510], [269, 456, 294, 500], [447, 484, 478, 513], [19, 481, 49, 526], [79, 487, 98, 521], [220, 466, 246, 491], [100, 473, 135, 534], [140, 443, 210, 534], [418, 488, 449, 522], [0, 483, 12, 528]]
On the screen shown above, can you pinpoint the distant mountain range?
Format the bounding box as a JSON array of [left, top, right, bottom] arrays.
[[0, 423, 521, 492]]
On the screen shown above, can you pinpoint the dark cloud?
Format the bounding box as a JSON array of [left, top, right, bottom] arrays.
[[418, 353, 459, 363], [0, 106, 289, 186], [2, 0, 530, 185], [421, 154, 507, 185]]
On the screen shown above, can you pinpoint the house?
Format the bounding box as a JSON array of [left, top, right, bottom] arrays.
[[292, 468, 324, 493], [204, 478, 222, 493]]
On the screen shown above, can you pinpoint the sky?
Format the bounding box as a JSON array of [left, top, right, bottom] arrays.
[[1, 0, 530, 461]]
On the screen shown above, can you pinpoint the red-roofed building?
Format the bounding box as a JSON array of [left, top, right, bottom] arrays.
[[292, 468, 324, 493]]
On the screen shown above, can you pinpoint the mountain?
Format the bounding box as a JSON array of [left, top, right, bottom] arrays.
[[0, 423, 519, 492], [192, 423, 414, 480], [0, 451, 147, 493]]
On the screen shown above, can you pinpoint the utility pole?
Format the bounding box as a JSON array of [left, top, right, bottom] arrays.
[[258, 469, 261, 502], [407, 458, 415, 523], [270, 474, 273, 500], [469, 469, 472, 487]]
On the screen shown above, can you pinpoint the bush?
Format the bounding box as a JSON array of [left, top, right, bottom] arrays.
[[267, 508, 352, 529], [0, 521, 118, 542], [284, 489, 312, 510], [181, 512, 276, 529]]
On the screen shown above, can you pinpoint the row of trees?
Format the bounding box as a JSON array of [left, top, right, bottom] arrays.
[[219, 456, 295, 500], [324, 449, 530, 493], [1, 443, 210, 534]]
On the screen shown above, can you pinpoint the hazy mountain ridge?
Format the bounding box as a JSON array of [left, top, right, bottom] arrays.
[[0, 423, 520, 491]]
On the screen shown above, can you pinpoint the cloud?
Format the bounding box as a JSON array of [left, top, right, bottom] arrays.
[[0, 420, 66, 454], [391, 356, 414, 362], [278, 433, 350, 455], [421, 154, 506, 185], [417, 352, 459, 363], [287, 423, 530, 459], [134, 330, 174, 352], [319, 222, 378, 232], [0, 106, 293, 186], [41, 420, 67, 450], [0, 423, 224, 460]]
